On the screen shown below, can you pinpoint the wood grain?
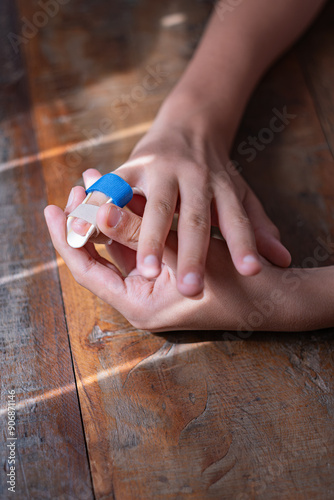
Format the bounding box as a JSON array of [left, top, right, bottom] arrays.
[[0, 1, 93, 498], [10, 0, 334, 498], [232, 50, 334, 267]]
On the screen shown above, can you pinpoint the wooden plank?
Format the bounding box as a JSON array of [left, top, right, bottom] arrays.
[[0, 2, 93, 498], [232, 49, 334, 267], [17, 0, 334, 498]]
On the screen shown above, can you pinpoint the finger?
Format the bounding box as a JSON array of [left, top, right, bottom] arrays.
[[70, 169, 105, 237], [65, 168, 107, 236], [176, 187, 211, 297], [136, 178, 178, 278], [105, 240, 137, 276], [85, 242, 124, 277], [214, 183, 262, 276], [82, 168, 102, 189], [96, 203, 142, 251], [64, 183, 114, 245], [64, 186, 86, 216], [244, 190, 291, 267], [71, 168, 140, 238], [44, 205, 126, 308]]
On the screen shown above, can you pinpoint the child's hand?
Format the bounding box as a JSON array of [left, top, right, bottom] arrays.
[[90, 0, 325, 298], [66, 0, 327, 299], [45, 178, 333, 333], [90, 125, 291, 297]]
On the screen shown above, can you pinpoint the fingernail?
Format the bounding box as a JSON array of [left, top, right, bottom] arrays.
[[243, 255, 258, 264], [182, 272, 202, 286], [72, 218, 91, 236], [143, 255, 159, 268], [82, 170, 91, 184], [106, 205, 122, 228], [65, 188, 74, 208]]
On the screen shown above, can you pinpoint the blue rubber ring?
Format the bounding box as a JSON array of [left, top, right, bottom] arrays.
[[86, 173, 133, 207]]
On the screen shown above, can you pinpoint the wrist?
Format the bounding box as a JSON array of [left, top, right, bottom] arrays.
[[151, 89, 231, 156]]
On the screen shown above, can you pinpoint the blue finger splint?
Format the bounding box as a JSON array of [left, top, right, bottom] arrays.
[[86, 173, 133, 207], [66, 173, 133, 248]]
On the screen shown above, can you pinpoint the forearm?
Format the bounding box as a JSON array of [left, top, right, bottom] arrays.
[[155, 0, 327, 151]]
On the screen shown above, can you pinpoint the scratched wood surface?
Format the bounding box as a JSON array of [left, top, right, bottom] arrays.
[[0, 1, 93, 499], [1, 0, 333, 498]]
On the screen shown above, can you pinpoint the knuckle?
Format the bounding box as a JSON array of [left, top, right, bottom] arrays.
[[213, 171, 234, 191], [151, 198, 174, 218], [192, 166, 212, 187], [145, 237, 164, 254], [189, 186, 212, 207], [185, 210, 210, 232], [126, 220, 141, 244], [191, 162, 209, 178], [232, 214, 252, 231]]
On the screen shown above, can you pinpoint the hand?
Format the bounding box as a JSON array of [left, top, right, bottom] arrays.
[[70, 124, 291, 298], [65, 0, 325, 299], [45, 170, 333, 333]]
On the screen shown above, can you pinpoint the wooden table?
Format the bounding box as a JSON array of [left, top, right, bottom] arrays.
[[1, 1, 334, 498]]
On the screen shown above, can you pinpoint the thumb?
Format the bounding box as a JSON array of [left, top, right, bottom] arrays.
[[96, 203, 141, 250]]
